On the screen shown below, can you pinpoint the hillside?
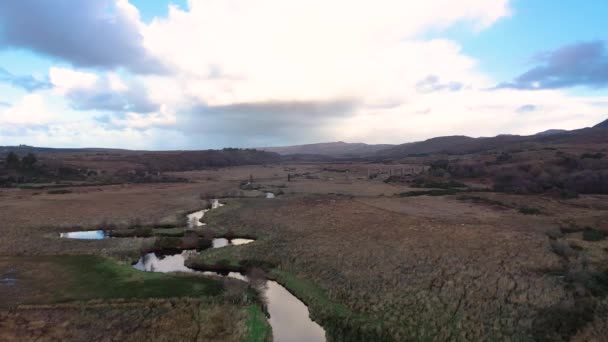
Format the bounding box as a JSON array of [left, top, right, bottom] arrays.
[[374, 126, 608, 158], [535, 129, 567, 136], [260, 141, 394, 157], [594, 118, 608, 128]]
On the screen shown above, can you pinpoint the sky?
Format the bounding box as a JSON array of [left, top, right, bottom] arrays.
[[0, 0, 606, 150]]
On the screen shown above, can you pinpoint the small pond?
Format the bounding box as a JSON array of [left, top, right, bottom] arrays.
[[59, 230, 108, 240]]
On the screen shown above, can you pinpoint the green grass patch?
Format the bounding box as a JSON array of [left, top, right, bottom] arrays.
[[52, 255, 223, 302], [271, 269, 350, 318], [271, 270, 391, 341], [243, 305, 272, 342], [153, 228, 187, 237]]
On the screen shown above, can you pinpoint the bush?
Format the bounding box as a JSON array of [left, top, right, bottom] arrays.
[[550, 240, 576, 258], [399, 189, 463, 197], [559, 189, 579, 199], [546, 229, 564, 240], [582, 228, 605, 242], [496, 152, 512, 164], [447, 161, 488, 178], [581, 152, 605, 159], [493, 169, 543, 194], [519, 206, 542, 215], [133, 227, 153, 237], [47, 189, 72, 195]]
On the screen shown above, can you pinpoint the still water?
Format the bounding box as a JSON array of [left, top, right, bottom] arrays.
[[59, 230, 108, 240]]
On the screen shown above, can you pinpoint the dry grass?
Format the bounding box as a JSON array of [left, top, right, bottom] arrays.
[[2, 160, 608, 340], [0, 300, 250, 342], [198, 193, 608, 340]]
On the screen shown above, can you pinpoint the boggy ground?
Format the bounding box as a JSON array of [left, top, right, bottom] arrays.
[[192, 179, 608, 341], [1, 162, 608, 341], [0, 177, 271, 341]]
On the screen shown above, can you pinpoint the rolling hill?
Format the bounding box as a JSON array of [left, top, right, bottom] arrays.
[[260, 141, 394, 157]]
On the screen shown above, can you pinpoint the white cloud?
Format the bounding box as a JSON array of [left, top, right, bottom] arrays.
[[108, 73, 129, 92], [0, 94, 55, 126], [109, 104, 176, 129], [142, 0, 508, 106], [49, 67, 98, 94]]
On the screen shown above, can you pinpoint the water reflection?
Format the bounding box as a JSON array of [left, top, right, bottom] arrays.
[[187, 210, 207, 227], [133, 244, 326, 341], [212, 238, 255, 248], [60, 230, 108, 240], [133, 250, 197, 273], [265, 280, 325, 342], [203, 271, 325, 342], [186, 199, 224, 228], [0, 277, 17, 287]]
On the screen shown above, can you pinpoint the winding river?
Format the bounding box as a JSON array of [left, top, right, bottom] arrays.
[[61, 198, 326, 341]]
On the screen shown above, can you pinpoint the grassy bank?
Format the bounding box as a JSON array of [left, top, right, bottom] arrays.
[[5, 255, 224, 304], [244, 304, 272, 342]]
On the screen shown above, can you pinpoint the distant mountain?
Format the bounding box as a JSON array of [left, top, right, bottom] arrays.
[[594, 118, 608, 128], [259, 141, 394, 157], [375, 135, 480, 157], [535, 129, 567, 136], [374, 127, 608, 159]]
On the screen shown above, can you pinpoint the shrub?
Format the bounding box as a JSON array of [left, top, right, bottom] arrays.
[[559, 189, 579, 199], [582, 228, 605, 242], [133, 227, 153, 237], [496, 152, 512, 164], [493, 169, 543, 193], [447, 161, 488, 178], [550, 240, 576, 258], [581, 152, 605, 159], [546, 229, 564, 240], [519, 206, 542, 215], [399, 189, 463, 197], [47, 189, 72, 195]]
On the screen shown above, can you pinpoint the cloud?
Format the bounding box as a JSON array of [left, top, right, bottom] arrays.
[[97, 105, 176, 130], [177, 99, 358, 145], [50, 67, 159, 113], [416, 75, 464, 93], [0, 0, 165, 73], [497, 41, 608, 90], [0, 67, 52, 92], [516, 104, 537, 113], [143, 1, 507, 105], [6, 0, 607, 149], [0, 94, 54, 126]]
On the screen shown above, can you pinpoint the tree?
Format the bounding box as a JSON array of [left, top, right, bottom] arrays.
[[21, 153, 37, 170], [5, 152, 20, 169]]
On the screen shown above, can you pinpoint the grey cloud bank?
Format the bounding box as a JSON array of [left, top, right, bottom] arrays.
[[498, 41, 608, 90], [180, 99, 359, 145], [66, 79, 159, 114], [0, 0, 165, 73]]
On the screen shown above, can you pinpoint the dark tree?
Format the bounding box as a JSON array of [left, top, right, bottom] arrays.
[[5, 152, 20, 169], [21, 153, 37, 170]]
